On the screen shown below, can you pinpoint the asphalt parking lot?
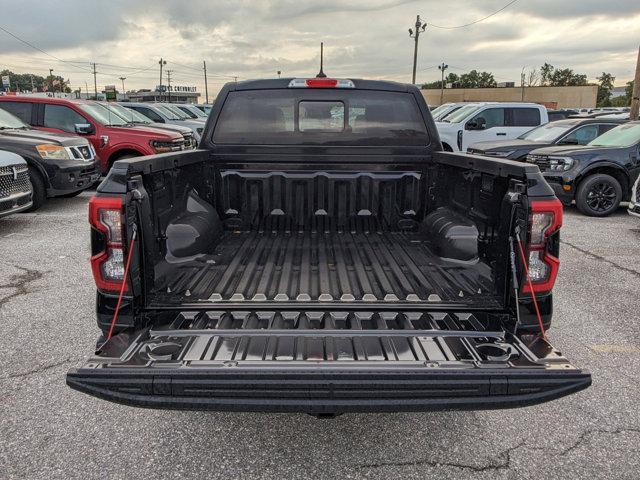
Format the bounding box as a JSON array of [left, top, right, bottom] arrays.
[[1, 191, 639, 480]]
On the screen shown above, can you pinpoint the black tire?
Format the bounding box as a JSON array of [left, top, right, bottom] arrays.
[[25, 166, 46, 212], [576, 173, 622, 217], [108, 153, 139, 172]]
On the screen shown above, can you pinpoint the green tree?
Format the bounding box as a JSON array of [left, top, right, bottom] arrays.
[[459, 70, 496, 88], [596, 72, 616, 107], [0, 69, 70, 93], [548, 68, 587, 86], [421, 73, 460, 89], [540, 63, 554, 86], [626, 80, 635, 102]]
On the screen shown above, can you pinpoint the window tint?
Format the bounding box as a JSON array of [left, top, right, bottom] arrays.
[[213, 90, 428, 146], [510, 108, 541, 127], [43, 104, 87, 132], [561, 124, 599, 145], [0, 102, 33, 123], [471, 108, 505, 128], [132, 107, 163, 122], [299, 101, 344, 132], [598, 123, 617, 136]]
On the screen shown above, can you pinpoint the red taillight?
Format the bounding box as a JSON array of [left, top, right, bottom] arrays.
[[306, 78, 338, 88], [89, 196, 126, 292], [288, 78, 355, 89], [523, 199, 562, 294]]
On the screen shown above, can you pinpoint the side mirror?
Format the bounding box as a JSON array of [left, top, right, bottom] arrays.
[[74, 123, 94, 135], [466, 117, 485, 130]]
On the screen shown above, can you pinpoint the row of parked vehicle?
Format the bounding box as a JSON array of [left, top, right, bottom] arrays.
[[433, 101, 640, 217], [0, 96, 210, 215]]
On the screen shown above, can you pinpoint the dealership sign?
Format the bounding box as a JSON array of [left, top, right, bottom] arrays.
[[155, 85, 197, 93], [1, 76, 10, 87]]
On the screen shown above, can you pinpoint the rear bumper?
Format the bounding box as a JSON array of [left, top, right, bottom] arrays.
[[66, 366, 591, 414]]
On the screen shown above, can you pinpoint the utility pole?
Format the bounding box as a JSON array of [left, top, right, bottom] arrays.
[[438, 62, 448, 105], [203, 60, 209, 104], [91, 63, 98, 100], [166, 70, 173, 103], [49, 68, 54, 93], [408, 15, 427, 85], [119, 76, 126, 96], [158, 58, 166, 102], [85, 81, 88, 99], [631, 45, 640, 120], [520, 67, 526, 102]]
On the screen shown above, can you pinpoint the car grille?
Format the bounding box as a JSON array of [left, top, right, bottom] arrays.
[[67, 144, 96, 161], [0, 164, 31, 198], [182, 133, 197, 149], [527, 154, 550, 170]]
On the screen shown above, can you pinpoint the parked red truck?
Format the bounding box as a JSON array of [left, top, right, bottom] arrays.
[[0, 97, 195, 173]]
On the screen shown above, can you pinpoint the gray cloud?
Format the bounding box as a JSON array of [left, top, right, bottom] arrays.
[[0, 0, 637, 93]]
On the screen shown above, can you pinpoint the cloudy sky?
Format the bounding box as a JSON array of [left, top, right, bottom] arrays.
[[0, 0, 638, 99]]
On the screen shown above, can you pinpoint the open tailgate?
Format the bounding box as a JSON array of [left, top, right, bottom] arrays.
[[67, 310, 590, 413]]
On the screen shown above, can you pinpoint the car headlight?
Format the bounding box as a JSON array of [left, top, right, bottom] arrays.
[[36, 144, 70, 160], [548, 156, 576, 171], [486, 150, 514, 158]]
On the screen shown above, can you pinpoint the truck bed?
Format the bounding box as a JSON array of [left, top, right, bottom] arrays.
[[154, 229, 500, 307]]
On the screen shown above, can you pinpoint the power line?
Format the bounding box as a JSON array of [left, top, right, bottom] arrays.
[[428, 0, 519, 29], [0, 24, 92, 72]]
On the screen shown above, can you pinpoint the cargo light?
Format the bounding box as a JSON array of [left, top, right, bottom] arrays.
[[288, 78, 355, 89], [523, 199, 562, 294], [89, 196, 127, 292]]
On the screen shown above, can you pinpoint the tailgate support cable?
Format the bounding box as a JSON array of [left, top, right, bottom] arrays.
[[102, 225, 137, 347]]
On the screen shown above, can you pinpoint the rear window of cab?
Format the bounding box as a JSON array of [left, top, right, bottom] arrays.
[[213, 90, 429, 146]]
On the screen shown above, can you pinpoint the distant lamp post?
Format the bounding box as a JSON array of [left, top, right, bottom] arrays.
[[119, 76, 127, 96], [277, 70, 281, 78], [438, 62, 448, 105], [408, 15, 427, 85]]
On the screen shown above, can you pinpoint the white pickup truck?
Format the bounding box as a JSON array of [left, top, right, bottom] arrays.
[[436, 102, 548, 152]]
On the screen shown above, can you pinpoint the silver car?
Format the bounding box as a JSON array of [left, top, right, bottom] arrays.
[[175, 103, 208, 120], [0, 150, 32, 218], [119, 102, 205, 143]]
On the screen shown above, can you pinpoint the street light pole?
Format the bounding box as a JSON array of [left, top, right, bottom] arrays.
[[49, 68, 54, 93], [438, 62, 448, 105], [119, 77, 126, 97], [158, 58, 166, 102], [408, 15, 427, 85]]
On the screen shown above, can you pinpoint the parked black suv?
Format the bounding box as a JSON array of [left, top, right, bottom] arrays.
[[468, 118, 625, 161], [527, 121, 640, 216], [0, 108, 99, 210]]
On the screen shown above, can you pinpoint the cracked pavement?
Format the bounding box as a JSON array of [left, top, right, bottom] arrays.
[[1, 192, 639, 479]]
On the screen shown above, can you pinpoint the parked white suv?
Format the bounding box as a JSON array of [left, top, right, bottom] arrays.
[[436, 102, 548, 152]]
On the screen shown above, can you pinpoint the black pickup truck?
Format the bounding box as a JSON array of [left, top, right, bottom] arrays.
[[67, 78, 590, 414]]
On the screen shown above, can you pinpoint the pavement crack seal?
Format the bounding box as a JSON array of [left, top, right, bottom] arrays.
[[0, 264, 46, 309], [354, 440, 526, 473], [561, 240, 640, 279], [4, 357, 78, 380], [555, 427, 640, 457]]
